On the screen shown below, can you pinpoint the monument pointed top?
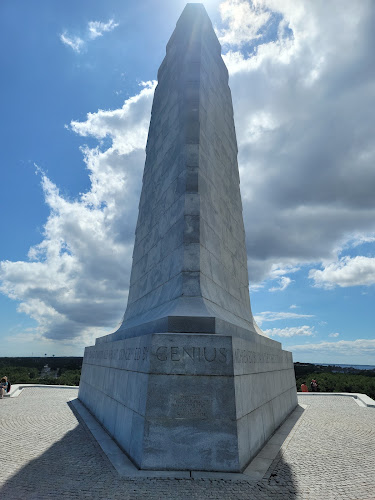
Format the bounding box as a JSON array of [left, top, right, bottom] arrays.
[[175, 3, 214, 32], [164, 2, 221, 60], [178, 3, 210, 20]]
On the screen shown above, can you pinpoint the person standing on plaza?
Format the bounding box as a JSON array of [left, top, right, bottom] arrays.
[[0, 376, 9, 399], [301, 382, 309, 392], [310, 379, 318, 392]]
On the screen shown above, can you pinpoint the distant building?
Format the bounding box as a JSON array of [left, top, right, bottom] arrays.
[[40, 364, 58, 379]]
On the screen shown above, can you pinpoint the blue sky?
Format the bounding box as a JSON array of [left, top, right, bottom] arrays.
[[0, 0, 374, 363]]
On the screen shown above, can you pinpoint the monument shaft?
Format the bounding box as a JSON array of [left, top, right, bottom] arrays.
[[79, 4, 297, 472], [100, 3, 254, 343]]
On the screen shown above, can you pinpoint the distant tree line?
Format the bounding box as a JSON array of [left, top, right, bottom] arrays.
[[294, 363, 375, 399], [2, 358, 375, 398], [0, 357, 83, 386]]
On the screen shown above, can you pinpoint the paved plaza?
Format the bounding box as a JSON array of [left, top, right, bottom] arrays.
[[1, 387, 374, 499]]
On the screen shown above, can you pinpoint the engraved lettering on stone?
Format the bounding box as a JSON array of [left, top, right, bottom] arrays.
[[183, 346, 194, 360], [156, 346, 168, 361], [195, 347, 201, 361], [153, 346, 228, 364], [203, 347, 216, 362], [219, 348, 227, 363], [89, 346, 148, 363], [234, 349, 281, 364], [171, 346, 180, 361], [171, 394, 210, 419]]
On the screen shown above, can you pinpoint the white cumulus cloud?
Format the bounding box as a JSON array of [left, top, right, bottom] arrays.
[[60, 32, 84, 53], [264, 325, 315, 338], [269, 276, 293, 292], [254, 310, 314, 326], [88, 19, 119, 40], [309, 256, 375, 289], [69, 82, 155, 156], [217, 0, 271, 47], [60, 18, 119, 53]]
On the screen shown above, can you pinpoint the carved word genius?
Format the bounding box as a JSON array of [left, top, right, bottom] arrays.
[[154, 346, 227, 363]]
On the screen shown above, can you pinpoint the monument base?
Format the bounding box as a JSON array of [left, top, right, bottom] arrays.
[[78, 331, 297, 472]]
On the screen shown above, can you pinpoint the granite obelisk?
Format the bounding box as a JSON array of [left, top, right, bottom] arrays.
[[79, 4, 297, 472]]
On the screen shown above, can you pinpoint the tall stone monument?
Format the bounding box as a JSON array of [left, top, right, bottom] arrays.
[[79, 3, 297, 472]]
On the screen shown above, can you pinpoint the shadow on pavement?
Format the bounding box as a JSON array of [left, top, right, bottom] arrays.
[[0, 401, 300, 500]]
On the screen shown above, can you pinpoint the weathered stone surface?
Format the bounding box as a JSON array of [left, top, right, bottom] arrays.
[[80, 330, 296, 471], [96, 3, 255, 343], [79, 3, 297, 472]]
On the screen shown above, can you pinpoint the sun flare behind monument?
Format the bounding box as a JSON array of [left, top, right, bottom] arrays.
[[79, 3, 297, 472]]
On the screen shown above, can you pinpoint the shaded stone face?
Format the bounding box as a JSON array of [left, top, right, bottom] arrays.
[[105, 3, 255, 342]]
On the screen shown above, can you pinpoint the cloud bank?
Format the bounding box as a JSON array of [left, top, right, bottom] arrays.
[[1, 0, 375, 346], [290, 339, 375, 356], [0, 82, 155, 344], [221, 0, 375, 284]]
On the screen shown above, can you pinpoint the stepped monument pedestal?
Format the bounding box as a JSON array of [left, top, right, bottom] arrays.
[[79, 3, 297, 472]]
